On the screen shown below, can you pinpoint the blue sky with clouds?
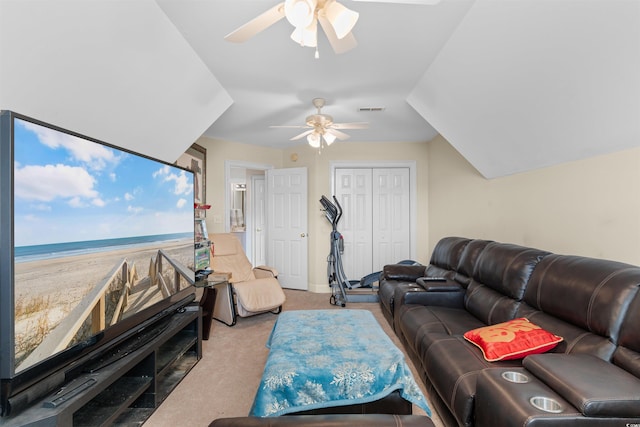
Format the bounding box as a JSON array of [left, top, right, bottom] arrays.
[[13, 118, 194, 247]]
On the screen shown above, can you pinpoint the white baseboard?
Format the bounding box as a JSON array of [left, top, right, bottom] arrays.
[[307, 283, 331, 293]]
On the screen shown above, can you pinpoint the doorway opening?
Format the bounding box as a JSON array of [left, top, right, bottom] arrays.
[[224, 160, 273, 266]]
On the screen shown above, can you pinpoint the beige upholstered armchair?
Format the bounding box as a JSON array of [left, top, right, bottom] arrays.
[[209, 233, 286, 324]]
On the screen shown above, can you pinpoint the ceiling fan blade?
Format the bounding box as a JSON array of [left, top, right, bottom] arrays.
[[332, 122, 369, 129], [318, 15, 357, 54], [270, 125, 310, 129], [290, 129, 315, 141], [326, 128, 350, 140], [224, 2, 286, 43], [351, 0, 441, 4]]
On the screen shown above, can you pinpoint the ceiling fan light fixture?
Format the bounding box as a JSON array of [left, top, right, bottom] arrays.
[[284, 0, 317, 29], [323, 132, 337, 145], [307, 132, 321, 148], [290, 19, 317, 47], [324, 1, 359, 40]]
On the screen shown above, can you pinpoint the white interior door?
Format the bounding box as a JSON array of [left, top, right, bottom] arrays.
[[251, 175, 266, 267], [372, 168, 411, 268], [334, 168, 373, 280], [266, 167, 308, 290]]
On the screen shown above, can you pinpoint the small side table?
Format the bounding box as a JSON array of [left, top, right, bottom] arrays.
[[196, 281, 217, 340], [210, 278, 236, 327], [196, 273, 235, 334]]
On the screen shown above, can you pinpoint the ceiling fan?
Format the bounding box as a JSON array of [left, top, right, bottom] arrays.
[[225, 0, 442, 56], [270, 98, 368, 148]]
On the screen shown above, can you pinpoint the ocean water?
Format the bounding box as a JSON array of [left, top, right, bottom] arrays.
[[15, 233, 194, 263]]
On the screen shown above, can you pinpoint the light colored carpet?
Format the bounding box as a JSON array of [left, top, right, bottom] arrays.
[[144, 289, 444, 427]]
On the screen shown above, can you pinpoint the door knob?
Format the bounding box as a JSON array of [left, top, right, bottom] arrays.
[[300, 233, 306, 237]]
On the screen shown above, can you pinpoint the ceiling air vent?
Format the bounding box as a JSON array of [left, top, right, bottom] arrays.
[[358, 107, 385, 112]]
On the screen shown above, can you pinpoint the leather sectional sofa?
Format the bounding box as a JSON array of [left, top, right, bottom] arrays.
[[379, 237, 640, 426]]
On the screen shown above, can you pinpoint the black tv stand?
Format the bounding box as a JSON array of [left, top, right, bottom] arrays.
[[82, 314, 173, 374], [43, 378, 97, 408], [3, 306, 201, 426]]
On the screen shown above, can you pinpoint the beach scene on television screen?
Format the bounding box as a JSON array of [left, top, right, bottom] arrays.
[[13, 118, 195, 372]]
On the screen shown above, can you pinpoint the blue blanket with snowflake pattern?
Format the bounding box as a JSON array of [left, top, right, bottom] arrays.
[[249, 309, 431, 417]]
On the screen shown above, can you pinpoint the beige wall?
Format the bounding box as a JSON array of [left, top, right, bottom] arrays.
[[194, 134, 640, 293], [427, 135, 640, 265], [195, 137, 284, 234], [194, 138, 431, 293], [281, 141, 431, 292]]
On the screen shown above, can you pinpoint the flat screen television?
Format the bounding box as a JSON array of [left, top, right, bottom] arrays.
[[0, 110, 196, 416]]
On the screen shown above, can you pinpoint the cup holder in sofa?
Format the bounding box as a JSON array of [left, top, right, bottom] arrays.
[[501, 371, 530, 383], [529, 396, 563, 413]]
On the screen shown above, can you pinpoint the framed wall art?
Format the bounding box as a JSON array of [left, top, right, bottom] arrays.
[[176, 143, 206, 217]]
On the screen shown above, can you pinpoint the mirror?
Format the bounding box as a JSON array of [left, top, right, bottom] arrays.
[[231, 183, 246, 231]]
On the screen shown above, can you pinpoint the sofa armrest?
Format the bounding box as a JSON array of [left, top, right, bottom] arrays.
[[381, 264, 426, 281], [253, 265, 278, 278], [523, 354, 640, 417], [416, 277, 463, 292], [398, 287, 465, 309]]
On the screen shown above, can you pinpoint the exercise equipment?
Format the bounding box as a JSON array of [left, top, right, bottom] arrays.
[[321, 195, 377, 306], [319, 196, 378, 306], [321, 195, 421, 306]]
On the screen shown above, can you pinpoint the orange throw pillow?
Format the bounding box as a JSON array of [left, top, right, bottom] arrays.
[[464, 318, 563, 362]]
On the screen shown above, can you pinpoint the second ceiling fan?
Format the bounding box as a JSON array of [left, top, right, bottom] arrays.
[[225, 0, 442, 55], [271, 98, 368, 148]]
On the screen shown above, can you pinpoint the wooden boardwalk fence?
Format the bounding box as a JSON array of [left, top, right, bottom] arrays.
[[20, 250, 193, 370]]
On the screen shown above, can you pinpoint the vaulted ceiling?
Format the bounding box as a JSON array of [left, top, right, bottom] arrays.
[[1, 0, 638, 178]]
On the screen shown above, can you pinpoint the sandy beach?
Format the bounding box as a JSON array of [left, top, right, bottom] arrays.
[[13, 239, 195, 370]]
